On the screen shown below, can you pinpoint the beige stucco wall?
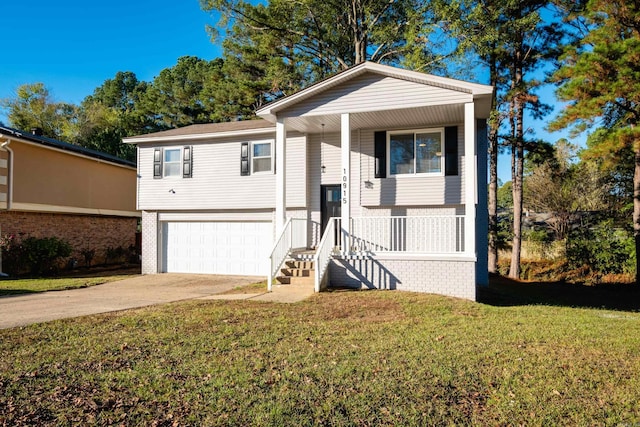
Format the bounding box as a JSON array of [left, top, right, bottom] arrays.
[[8, 141, 137, 215]]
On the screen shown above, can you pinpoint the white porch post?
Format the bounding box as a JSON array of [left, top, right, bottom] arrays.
[[341, 113, 351, 254], [275, 117, 287, 235], [464, 102, 477, 257]]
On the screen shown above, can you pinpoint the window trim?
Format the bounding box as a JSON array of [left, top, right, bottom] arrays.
[[251, 141, 273, 174], [162, 147, 183, 178], [387, 127, 445, 177]]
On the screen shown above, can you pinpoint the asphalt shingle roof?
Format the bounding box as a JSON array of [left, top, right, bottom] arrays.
[[0, 125, 136, 168]]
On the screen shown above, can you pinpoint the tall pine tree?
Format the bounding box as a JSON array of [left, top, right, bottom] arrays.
[[550, 0, 640, 283]]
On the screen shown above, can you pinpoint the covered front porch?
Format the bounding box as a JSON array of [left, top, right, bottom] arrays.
[[267, 213, 474, 294], [257, 62, 492, 299]]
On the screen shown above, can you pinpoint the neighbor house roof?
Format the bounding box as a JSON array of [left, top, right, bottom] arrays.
[[0, 126, 136, 168], [122, 119, 275, 144]]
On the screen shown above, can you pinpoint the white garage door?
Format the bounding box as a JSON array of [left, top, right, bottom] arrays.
[[162, 221, 273, 276]]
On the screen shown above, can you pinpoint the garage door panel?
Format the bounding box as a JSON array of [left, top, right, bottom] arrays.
[[163, 221, 272, 275]]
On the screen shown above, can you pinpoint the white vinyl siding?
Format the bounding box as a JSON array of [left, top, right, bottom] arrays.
[[137, 133, 307, 210], [281, 74, 473, 118], [307, 130, 361, 246], [359, 127, 465, 207]]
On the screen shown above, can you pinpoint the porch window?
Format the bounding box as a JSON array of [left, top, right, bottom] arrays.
[[388, 128, 443, 175], [252, 142, 272, 173]]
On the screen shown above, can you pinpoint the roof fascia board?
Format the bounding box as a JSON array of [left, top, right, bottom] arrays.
[[123, 127, 276, 144], [11, 202, 141, 218], [0, 134, 136, 171]]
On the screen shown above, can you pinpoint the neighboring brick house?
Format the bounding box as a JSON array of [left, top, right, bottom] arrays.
[[125, 62, 492, 300], [0, 126, 139, 268]]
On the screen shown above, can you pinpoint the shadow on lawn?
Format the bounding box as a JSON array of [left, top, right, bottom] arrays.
[[478, 274, 640, 312], [0, 265, 142, 297]]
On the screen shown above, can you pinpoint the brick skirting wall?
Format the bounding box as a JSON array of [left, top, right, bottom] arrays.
[[0, 211, 138, 264], [140, 211, 158, 274], [329, 257, 477, 300]]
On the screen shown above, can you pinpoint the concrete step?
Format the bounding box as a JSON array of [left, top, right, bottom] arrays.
[[276, 275, 315, 286], [290, 249, 316, 261], [285, 260, 314, 270], [280, 267, 313, 277]]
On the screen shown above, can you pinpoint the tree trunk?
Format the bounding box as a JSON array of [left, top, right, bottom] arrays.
[[488, 126, 499, 273], [509, 133, 524, 279], [509, 43, 524, 280], [634, 146, 640, 285], [509, 89, 525, 279], [487, 51, 499, 273]]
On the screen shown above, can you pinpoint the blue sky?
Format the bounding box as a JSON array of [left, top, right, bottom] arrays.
[[0, 1, 221, 111], [0, 1, 578, 181]]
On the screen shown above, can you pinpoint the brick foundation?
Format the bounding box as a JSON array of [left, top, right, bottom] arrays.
[[0, 211, 138, 265], [329, 256, 477, 300], [141, 211, 158, 274]]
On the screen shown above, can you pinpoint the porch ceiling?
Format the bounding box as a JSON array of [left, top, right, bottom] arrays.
[[282, 104, 467, 134]]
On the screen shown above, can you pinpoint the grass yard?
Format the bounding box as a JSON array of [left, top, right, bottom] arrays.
[[0, 274, 138, 296], [1, 286, 640, 425]]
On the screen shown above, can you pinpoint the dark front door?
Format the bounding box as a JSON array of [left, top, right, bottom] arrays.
[[321, 185, 341, 233]]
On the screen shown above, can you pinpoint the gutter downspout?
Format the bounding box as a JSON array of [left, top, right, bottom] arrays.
[[1, 138, 13, 211], [0, 138, 12, 276]]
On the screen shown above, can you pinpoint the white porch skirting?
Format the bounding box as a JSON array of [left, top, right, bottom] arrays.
[[328, 256, 476, 300]]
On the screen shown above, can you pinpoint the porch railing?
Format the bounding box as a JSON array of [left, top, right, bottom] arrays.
[[267, 218, 308, 291], [313, 217, 340, 292], [350, 215, 465, 254]]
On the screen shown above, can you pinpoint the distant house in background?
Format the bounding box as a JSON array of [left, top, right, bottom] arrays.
[[0, 126, 139, 266]]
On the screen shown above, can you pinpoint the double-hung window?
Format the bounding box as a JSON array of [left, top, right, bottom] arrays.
[[252, 142, 272, 173], [163, 148, 182, 177], [388, 128, 444, 176], [153, 146, 193, 179]]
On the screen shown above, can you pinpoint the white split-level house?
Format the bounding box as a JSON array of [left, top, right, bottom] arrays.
[[124, 62, 493, 301]]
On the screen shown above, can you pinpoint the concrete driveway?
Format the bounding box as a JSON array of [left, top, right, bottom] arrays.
[[0, 274, 262, 330]]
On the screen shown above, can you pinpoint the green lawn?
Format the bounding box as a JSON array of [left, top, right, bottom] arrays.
[[1, 287, 640, 425], [0, 274, 137, 296]]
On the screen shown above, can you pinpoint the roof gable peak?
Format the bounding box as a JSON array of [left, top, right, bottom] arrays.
[[256, 62, 493, 121]]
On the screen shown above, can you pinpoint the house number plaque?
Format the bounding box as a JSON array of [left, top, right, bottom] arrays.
[[342, 168, 348, 204]]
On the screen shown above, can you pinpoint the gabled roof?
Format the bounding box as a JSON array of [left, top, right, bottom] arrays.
[[256, 61, 494, 122], [122, 119, 274, 144], [0, 126, 136, 168]]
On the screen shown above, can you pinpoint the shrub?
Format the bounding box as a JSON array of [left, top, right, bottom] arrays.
[[105, 246, 126, 264], [1, 235, 72, 276], [81, 248, 96, 267], [0, 235, 25, 275], [566, 219, 635, 276]]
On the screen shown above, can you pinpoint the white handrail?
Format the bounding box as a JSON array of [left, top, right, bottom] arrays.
[[313, 217, 338, 292], [267, 218, 292, 292], [267, 218, 308, 292]]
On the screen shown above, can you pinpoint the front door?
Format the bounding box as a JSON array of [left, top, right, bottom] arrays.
[[321, 185, 341, 234]]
